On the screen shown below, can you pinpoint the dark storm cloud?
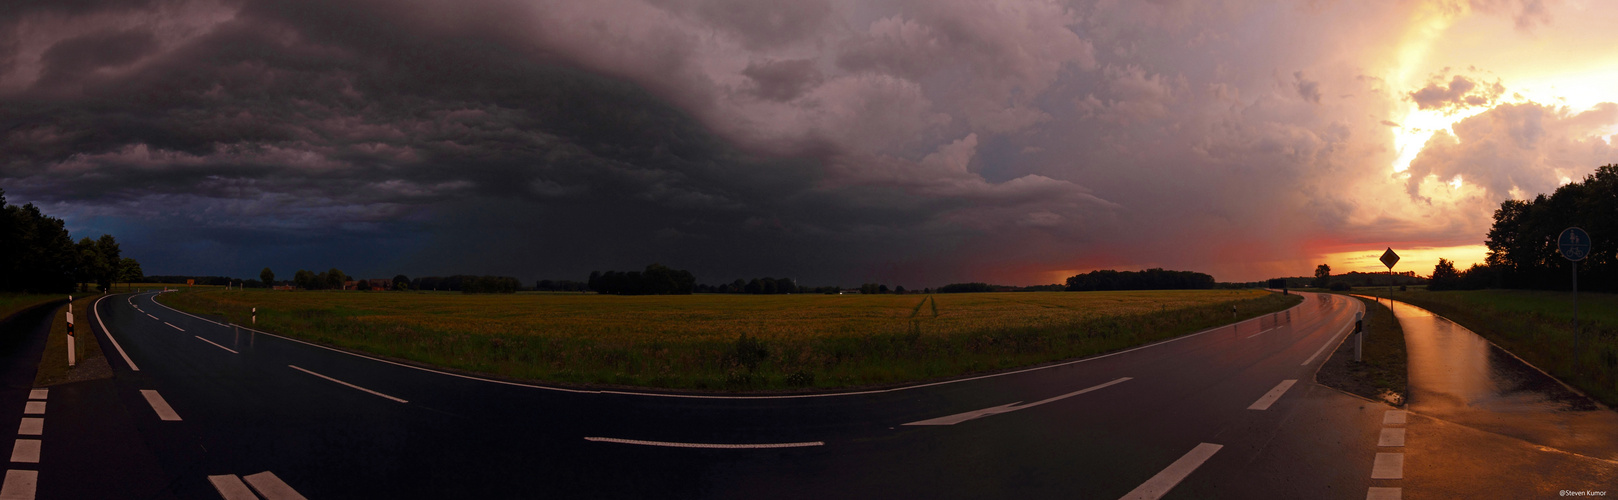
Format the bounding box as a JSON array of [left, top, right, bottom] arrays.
[[2, 0, 1612, 284]]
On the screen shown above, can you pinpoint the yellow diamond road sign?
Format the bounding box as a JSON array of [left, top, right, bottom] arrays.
[[1380, 248, 1400, 270]]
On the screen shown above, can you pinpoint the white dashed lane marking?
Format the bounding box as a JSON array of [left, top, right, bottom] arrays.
[[1378, 428, 1406, 447], [195, 336, 239, 354], [25, 390, 44, 401], [1367, 486, 1401, 500], [9, 440, 39, 464], [904, 377, 1131, 426], [207, 475, 259, 500], [140, 390, 182, 421], [1246, 380, 1297, 411], [1382, 410, 1406, 425], [16, 419, 41, 436], [21, 403, 42, 415], [1371, 452, 1404, 479], [0, 470, 37, 500], [242, 471, 309, 500], [1119, 442, 1223, 500], [164, 322, 184, 332], [289, 365, 408, 403]]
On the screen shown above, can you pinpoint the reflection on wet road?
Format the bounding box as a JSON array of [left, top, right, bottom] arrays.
[[1383, 297, 1618, 460]]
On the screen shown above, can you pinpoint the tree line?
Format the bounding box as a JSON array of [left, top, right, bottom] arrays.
[[1, 189, 142, 293], [1065, 269, 1215, 291], [1480, 164, 1616, 292], [588, 264, 697, 295]]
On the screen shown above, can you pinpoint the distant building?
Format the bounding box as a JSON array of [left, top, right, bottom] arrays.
[[343, 280, 358, 291], [367, 279, 391, 290], [273, 285, 294, 291]]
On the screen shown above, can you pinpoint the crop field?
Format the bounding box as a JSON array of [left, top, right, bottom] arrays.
[[1378, 289, 1618, 407], [0, 294, 61, 322], [159, 289, 1301, 391]]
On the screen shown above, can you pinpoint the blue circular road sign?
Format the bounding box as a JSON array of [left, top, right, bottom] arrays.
[[1559, 227, 1591, 261]]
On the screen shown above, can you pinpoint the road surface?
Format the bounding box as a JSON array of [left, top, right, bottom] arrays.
[[5, 291, 1397, 499]]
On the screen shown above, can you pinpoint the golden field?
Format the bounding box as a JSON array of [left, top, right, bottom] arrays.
[[159, 289, 1301, 391]]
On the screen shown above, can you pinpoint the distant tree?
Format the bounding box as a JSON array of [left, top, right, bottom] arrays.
[[878, 284, 890, 294], [324, 268, 347, 289], [894, 285, 906, 294], [1428, 258, 1462, 291], [745, 278, 763, 294], [119, 258, 144, 289], [355, 279, 371, 291], [1459, 264, 1496, 290], [293, 269, 317, 290], [859, 283, 880, 294], [1312, 264, 1332, 289], [393, 274, 410, 291], [260, 267, 275, 287]]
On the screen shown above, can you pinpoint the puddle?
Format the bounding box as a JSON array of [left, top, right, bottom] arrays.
[[1386, 298, 1618, 460]]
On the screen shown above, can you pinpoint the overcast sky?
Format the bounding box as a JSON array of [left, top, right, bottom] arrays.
[[2, 0, 1615, 286]]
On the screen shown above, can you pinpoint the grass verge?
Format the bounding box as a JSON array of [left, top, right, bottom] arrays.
[[159, 289, 1303, 392], [1315, 295, 1407, 407], [0, 294, 62, 322], [1372, 288, 1618, 408], [35, 295, 112, 386]]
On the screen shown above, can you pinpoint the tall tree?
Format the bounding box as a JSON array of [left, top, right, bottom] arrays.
[[119, 258, 144, 289], [1428, 258, 1461, 291], [1312, 264, 1332, 289], [260, 267, 275, 287]]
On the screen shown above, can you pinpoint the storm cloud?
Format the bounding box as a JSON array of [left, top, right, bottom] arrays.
[[1, 0, 1614, 284]]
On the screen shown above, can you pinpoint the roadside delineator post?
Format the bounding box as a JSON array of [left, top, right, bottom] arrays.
[[1353, 311, 1364, 363], [66, 308, 76, 367]]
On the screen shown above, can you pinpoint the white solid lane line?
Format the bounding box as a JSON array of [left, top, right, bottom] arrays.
[[242, 471, 309, 500], [16, 419, 41, 436], [0, 470, 37, 500], [1118, 442, 1223, 500], [140, 390, 183, 421], [9, 440, 39, 464], [95, 295, 140, 371], [22, 403, 43, 415], [288, 365, 408, 403], [1371, 453, 1404, 479], [583, 437, 824, 449], [1246, 379, 1298, 411], [194, 336, 239, 354], [1378, 428, 1406, 447], [164, 321, 184, 332], [1383, 410, 1407, 425], [208, 475, 261, 500], [26, 390, 44, 400], [1367, 486, 1402, 500], [904, 377, 1132, 426]]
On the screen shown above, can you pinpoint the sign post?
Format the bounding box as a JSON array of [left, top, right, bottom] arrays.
[[1558, 227, 1590, 375], [1379, 247, 1399, 310]]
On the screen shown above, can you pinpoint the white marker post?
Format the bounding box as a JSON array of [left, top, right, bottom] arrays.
[[252, 307, 256, 325], [66, 310, 76, 367]]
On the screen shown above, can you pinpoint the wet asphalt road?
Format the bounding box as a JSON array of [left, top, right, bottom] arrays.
[[1378, 296, 1618, 497], [11, 291, 1394, 499]]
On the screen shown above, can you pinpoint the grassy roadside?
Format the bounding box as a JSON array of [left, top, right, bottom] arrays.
[[159, 289, 1303, 392], [0, 294, 62, 322], [1374, 289, 1618, 408], [34, 295, 112, 386], [1315, 294, 1408, 407]]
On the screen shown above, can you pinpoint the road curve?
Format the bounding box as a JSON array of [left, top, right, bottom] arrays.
[[42, 290, 1379, 499]]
